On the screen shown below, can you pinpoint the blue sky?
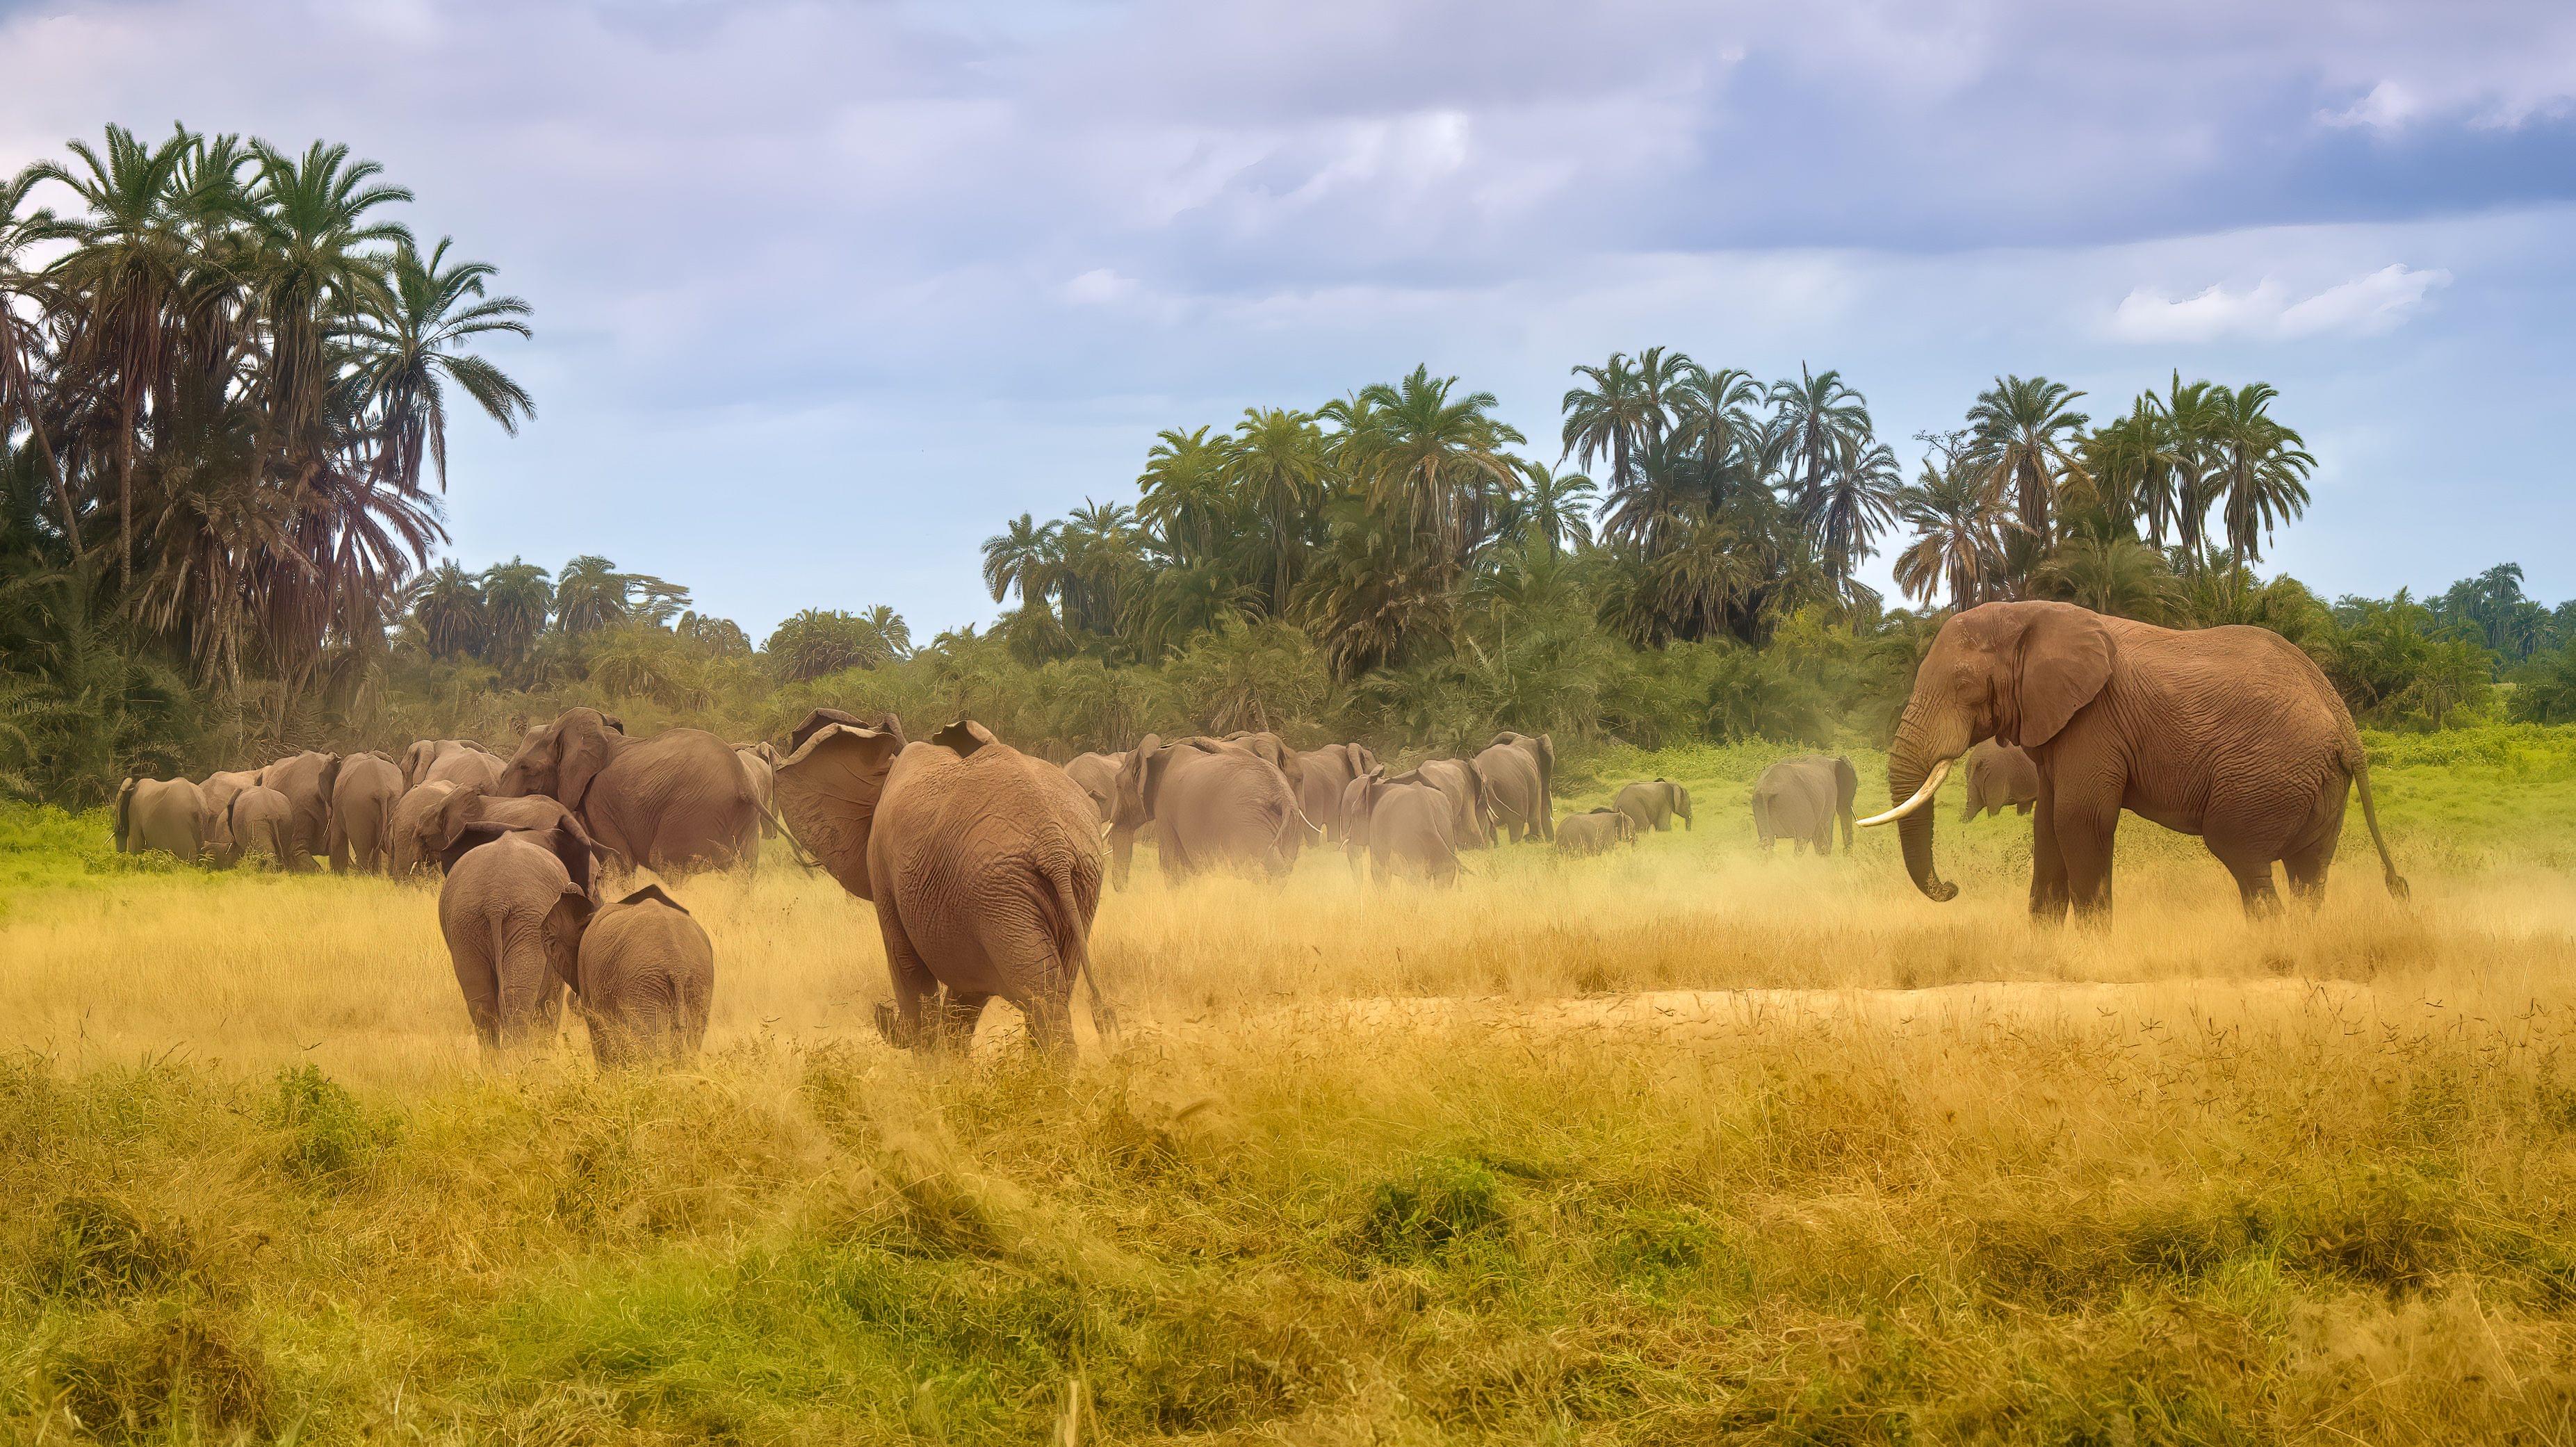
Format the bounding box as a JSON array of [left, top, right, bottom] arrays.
[[5, 0, 2574, 637]]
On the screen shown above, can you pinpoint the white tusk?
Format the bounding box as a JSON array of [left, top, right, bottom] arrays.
[[1857, 757, 1953, 828]]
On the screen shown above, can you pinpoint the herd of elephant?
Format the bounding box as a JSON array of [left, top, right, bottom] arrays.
[[103, 599, 2424, 1063]]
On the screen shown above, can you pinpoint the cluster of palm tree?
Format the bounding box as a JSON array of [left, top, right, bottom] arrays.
[[1891, 373, 2318, 614], [0, 124, 532, 788]]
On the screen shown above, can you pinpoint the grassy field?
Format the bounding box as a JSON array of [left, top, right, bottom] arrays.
[[7, 733, 2576, 1442]]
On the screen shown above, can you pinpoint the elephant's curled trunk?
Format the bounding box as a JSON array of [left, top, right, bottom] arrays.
[[1884, 724, 1961, 904]]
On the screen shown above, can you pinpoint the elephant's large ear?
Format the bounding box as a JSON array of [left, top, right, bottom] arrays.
[[773, 724, 904, 901], [2012, 605, 2116, 747], [400, 741, 429, 790], [788, 708, 870, 753], [1833, 756, 1859, 812], [433, 783, 485, 849], [930, 720, 995, 758], [539, 819, 608, 901], [318, 753, 342, 799], [619, 883, 687, 913], [438, 821, 512, 876], [547, 888, 596, 995], [555, 715, 616, 811]]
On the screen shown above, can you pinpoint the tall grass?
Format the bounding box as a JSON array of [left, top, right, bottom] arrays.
[[6, 737, 2576, 1441]]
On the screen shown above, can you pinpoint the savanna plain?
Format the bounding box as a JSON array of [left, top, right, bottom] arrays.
[[9, 732, 2576, 1444]]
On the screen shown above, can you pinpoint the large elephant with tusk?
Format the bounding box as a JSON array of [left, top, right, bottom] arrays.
[[1864, 600, 2407, 920]]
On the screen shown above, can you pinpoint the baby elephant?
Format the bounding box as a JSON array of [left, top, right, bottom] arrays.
[[560, 885, 715, 1067], [1555, 807, 1639, 856], [437, 821, 601, 1051]]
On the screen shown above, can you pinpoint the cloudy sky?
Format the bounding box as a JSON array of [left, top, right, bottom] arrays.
[[6, 0, 2573, 637]]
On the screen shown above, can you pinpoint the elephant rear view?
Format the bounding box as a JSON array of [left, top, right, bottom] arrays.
[[258, 751, 342, 866], [1414, 757, 1494, 849], [1483, 732, 1555, 840], [197, 769, 261, 856], [774, 714, 1111, 1055], [1750, 755, 1857, 856], [437, 821, 604, 1052], [494, 708, 758, 874], [117, 776, 209, 863], [1111, 735, 1306, 883], [225, 786, 301, 870], [1341, 769, 1460, 885], [561, 885, 715, 1067], [1296, 742, 1376, 841], [1474, 738, 1552, 843], [329, 752, 405, 873]]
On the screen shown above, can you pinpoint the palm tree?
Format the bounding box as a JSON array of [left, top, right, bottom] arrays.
[[553, 555, 632, 635], [1630, 346, 1693, 448], [413, 559, 487, 657], [0, 165, 73, 552], [1891, 456, 2004, 610], [478, 557, 551, 671], [2149, 373, 2224, 564], [2032, 535, 2178, 622], [1769, 365, 1874, 510], [1344, 364, 1524, 565], [1560, 352, 1654, 492], [979, 512, 1059, 607], [34, 124, 197, 587], [349, 237, 533, 495], [1802, 440, 1903, 607], [1226, 406, 1326, 614], [1134, 425, 1232, 568], [2206, 382, 2312, 564], [1504, 459, 1597, 554], [1963, 375, 2089, 546], [859, 603, 913, 661], [237, 139, 412, 469], [1668, 363, 1763, 477]]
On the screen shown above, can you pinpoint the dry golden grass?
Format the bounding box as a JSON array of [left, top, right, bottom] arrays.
[[7, 753, 2576, 1442]]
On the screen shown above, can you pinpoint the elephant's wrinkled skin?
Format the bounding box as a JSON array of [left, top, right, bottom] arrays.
[[1614, 778, 1693, 833], [495, 708, 758, 873], [1960, 740, 2040, 820], [435, 823, 600, 1051], [735, 744, 778, 839], [1874, 600, 2407, 919], [1340, 769, 1459, 884], [1555, 808, 1639, 856], [1296, 743, 1377, 841], [403, 739, 497, 792], [560, 884, 715, 1067], [392, 782, 592, 879], [1111, 734, 1305, 883], [329, 753, 404, 873], [1481, 732, 1555, 840], [1413, 758, 1494, 849], [1063, 751, 1121, 830], [197, 770, 261, 853], [773, 714, 1110, 1054], [225, 785, 300, 870], [117, 777, 208, 863], [258, 751, 342, 864], [1474, 739, 1552, 842], [1752, 755, 1856, 856]]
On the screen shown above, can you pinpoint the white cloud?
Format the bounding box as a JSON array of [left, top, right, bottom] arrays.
[[2107, 265, 2450, 343], [1062, 268, 1139, 305]]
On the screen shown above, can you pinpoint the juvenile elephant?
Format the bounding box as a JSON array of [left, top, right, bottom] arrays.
[[116, 777, 209, 863], [1296, 742, 1378, 841], [1960, 740, 2040, 820], [258, 751, 341, 864], [402, 739, 496, 791], [1752, 755, 1857, 856], [197, 769, 261, 854], [435, 820, 604, 1051], [1414, 757, 1494, 849], [1615, 778, 1693, 833], [1474, 739, 1551, 842], [1867, 600, 2406, 919], [734, 743, 778, 840], [494, 708, 758, 873], [224, 785, 300, 870], [328, 752, 404, 873], [1063, 751, 1121, 831], [393, 781, 595, 879], [1111, 734, 1305, 883], [1339, 769, 1460, 884], [772, 714, 1111, 1054], [1555, 807, 1639, 857], [1483, 732, 1556, 840], [559, 884, 715, 1067]]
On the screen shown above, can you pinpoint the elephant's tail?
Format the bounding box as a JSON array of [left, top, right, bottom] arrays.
[[1046, 858, 1116, 1047], [2352, 756, 2409, 901]]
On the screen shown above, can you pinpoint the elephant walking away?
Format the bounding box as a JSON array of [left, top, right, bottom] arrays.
[[773, 714, 1111, 1055], [393, 781, 597, 879], [1474, 739, 1551, 842], [197, 770, 261, 856], [1960, 740, 2039, 820], [117, 777, 209, 863], [1614, 779, 1693, 833], [1340, 769, 1460, 884], [1296, 742, 1377, 841], [1414, 758, 1494, 849], [1064, 751, 1121, 830], [403, 739, 498, 792], [258, 751, 342, 865], [1866, 600, 2407, 919], [1555, 808, 1638, 856], [495, 708, 759, 873], [560, 885, 715, 1066], [435, 820, 604, 1052], [329, 752, 404, 873], [224, 786, 300, 870], [1752, 755, 1857, 856], [1111, 735, 1305, 883], [1483, 732, 1556, 840]]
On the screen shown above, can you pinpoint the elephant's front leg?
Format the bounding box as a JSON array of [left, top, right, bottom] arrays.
[[874, 906, 940, 1051]]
